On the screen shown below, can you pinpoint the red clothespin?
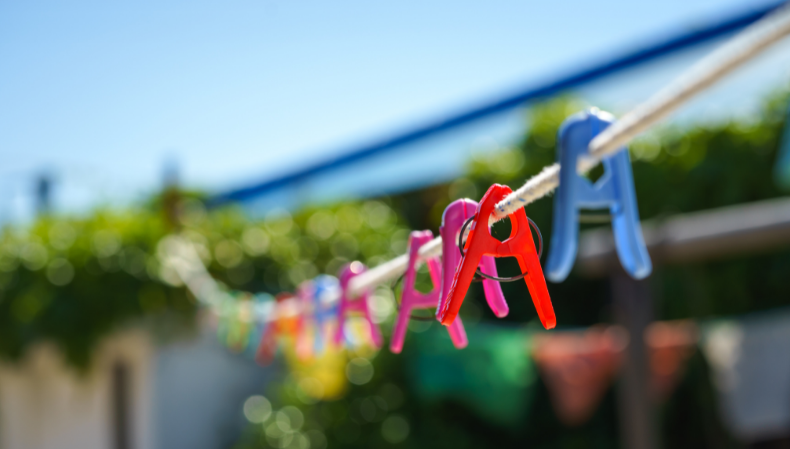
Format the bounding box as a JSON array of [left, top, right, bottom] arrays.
[[437, 184, 556, 330], [439, 198, 509, 318]]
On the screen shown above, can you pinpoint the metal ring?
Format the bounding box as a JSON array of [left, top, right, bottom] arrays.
[[457, 212, 544, 283], [454, 219, 485, 283], [390, 274, 437, 322]]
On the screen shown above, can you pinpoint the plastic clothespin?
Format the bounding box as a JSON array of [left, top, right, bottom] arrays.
[[245, 293, 273, 359], [334, 262, 383, 349], [295, 282, 317, 360], [545, 108, 652, 282], [391, 230, 467, 353], [310, 275, 340, 355], [438, 184, 556, 330], [439, 199, 509, 319], [227, 293, 254, 353], [256, 292, 303, 365]]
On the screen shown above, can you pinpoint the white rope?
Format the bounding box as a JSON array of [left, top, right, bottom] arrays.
[[349, 4, 790, 296], [348, 235, 442, 295], [493, 4, 790, 219], [161, 6, 790, 301], [161, 235, 278, 322], [160, 235, 229, 307]]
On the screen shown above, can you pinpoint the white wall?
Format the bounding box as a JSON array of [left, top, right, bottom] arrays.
[[0, 330, 154, 449], [153, 325, 279, 449]]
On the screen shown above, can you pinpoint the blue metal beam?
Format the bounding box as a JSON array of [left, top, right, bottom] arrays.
[[209, 1, 787, 207]]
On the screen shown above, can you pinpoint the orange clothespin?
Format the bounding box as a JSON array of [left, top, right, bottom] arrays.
[[437, 183, 556, 330], [256, 292, 303, 365]]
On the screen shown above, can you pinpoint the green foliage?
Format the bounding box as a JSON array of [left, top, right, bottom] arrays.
[[179, 199, 409, 295], [3, 86, 789, 447], [235, 352, 414, 449], [234, 91, 790, 449], [0, 196, 410, 368], [0, 209, 189, 367]]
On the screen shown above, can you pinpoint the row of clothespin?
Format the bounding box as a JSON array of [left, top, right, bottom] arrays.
[[216, 109, 654, 363]]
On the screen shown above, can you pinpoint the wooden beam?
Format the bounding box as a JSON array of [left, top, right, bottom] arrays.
[[577, 197, 790, 277]]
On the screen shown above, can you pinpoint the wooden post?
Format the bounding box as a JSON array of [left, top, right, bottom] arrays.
[[611, 272, 657, 449], [112, 361, 131, 449]]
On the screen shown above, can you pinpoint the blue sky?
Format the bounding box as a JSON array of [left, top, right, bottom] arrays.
[[1, 0, 788, 220]]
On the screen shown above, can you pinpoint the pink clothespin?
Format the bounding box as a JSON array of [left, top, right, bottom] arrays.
[[390, 230, 467, 353], [334, 262, 383, 349], [295, 281, 316, 360], [438, 199, 509, 320]]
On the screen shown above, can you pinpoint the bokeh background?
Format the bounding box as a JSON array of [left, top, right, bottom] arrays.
[[2, 1, 790, 448]]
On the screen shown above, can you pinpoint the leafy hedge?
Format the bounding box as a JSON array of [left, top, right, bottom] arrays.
[[0, 196, 410, 367]]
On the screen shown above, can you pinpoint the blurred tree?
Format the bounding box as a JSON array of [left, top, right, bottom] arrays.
[[2, 89, 788, 448], [0, 194, 409, 368]]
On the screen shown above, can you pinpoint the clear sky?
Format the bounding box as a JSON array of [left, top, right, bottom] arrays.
[[0, 0, 787, 220]]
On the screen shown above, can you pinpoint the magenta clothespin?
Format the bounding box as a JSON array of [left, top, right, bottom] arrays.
[[438, 198, 509, 319], [391, 230, 467, 353], [334, 262, 383, 349]]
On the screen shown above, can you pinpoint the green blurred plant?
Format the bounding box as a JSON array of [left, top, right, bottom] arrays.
[[0, 207, 188, 367], [0, 194, 409, 368]]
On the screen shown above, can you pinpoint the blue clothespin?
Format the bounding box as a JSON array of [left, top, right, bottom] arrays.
[[546, 108, 652, 281], [312, 275, 340, 354]]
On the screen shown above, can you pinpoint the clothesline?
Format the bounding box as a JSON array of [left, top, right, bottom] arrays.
[[165, 4, 790, 311], [348, 3, 790, 298]]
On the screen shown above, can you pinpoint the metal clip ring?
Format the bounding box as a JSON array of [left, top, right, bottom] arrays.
[[457, 212, 543, 282]]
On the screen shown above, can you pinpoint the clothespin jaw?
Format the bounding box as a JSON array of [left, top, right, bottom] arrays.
[[334, 262, 383, 349], [438, 184, 556, 330], [439, 199, 509, 319], [390, 230, 467, 354], [546, 108, 652, 282]]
